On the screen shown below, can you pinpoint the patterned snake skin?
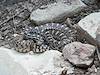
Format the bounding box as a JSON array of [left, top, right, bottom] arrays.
[[12, 23, 75, 53], [10, 23, 75, 53], [12, 34, 49, 53]]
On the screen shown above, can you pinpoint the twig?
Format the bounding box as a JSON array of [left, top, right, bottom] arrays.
[[64, 18, 76, 30]]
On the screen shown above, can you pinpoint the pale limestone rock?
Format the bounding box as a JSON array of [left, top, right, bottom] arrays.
[[78, 12, 100, 39], [96, 26, 100, 61], [0, 47, 73, 75], [78, 12, 100, 61], [96, 26, 100, 42], [30, 1, 86, 25], [0, 47, 28, 75]]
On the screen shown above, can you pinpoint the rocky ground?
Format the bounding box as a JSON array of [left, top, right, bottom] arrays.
[[0, 0, 100, 75]]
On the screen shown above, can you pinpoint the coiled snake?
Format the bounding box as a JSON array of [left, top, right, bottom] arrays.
[[12, 23, 75, 53]]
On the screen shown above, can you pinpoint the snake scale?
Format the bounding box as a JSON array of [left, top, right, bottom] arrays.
[[12, 23, 75, 53]]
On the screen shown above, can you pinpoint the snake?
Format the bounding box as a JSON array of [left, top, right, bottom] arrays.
[[12, 23, 75, 53]]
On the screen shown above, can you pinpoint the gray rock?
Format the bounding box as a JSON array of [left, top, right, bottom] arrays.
[[96, 26, 100, 43], [96, 26, 100, 61], [0, 47, 72, 75], [78, 12, 100, 39], [30, 1, 86, 25], [78, 12, 100, 61], [0, 47, 28, 75], [62, 42, 95, 68]]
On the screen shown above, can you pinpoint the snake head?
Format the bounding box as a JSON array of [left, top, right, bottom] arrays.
[[22, 26, 44, 45]]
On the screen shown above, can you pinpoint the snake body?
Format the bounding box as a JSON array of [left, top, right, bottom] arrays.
[[12, 34, 49, 53], [13, 23, 75, 53]]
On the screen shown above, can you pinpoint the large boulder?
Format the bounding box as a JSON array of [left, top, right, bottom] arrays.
[[0, 47, 28, 75], [30, 0, 86, 25], [0, 47, 72, 75], [62, 42, 95, 68]]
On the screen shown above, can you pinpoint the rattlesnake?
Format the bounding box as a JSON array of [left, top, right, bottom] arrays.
[[12, 23, 75, 53]]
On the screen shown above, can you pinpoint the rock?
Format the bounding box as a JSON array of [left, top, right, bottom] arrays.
[[62, 42, 95, 68], [0, 47, 73, 75], [87, 65, 97, 74], [78, 12, 100, 39], [0, 47, 28, 75], [30, 1, 86, 25], [96, 26, 100, 43], [78, 12, 100, 61], [96, 26, 100, 61]]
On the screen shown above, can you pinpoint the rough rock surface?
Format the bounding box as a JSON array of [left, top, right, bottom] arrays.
[[30, 0, 86, 25], [0, 47, 73, 75], [62, 42, 95, 68], [96, 26, 100, 61], [96, 26, 100, 43], [78, 12, 100, 61], [78, 12, 100, 39]]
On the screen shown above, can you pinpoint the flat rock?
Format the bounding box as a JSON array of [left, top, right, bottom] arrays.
[[30, 0, 86, 25], [62, 42, 95, 68], [0, 47, 72, 75]]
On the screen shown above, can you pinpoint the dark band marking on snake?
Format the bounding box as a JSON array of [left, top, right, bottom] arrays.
[[16, 23, 73, 53], [12, 23, 75, 53], [12, 33, 50, 53]]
